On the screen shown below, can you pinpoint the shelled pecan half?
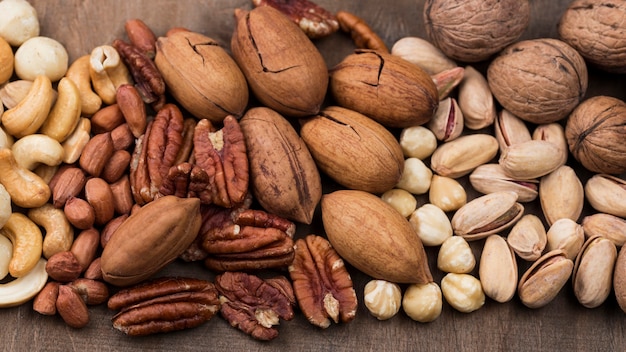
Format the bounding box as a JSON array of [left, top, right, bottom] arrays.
[[288, 234, 358, 328], [215, 271, 294, 341], [108, 277, 220, 336], [252, 0, 339, 39]]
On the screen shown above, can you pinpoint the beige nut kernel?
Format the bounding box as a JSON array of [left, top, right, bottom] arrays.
[[398, 125, 437, 160], [2, 75, 55, 138], [0, 234, 12, 280], [437, 236, 475, 274], [494, 109, 531, 154], [381, 189, 417, 218], [499, 140, 565, 179], [546, 218, 584, 261], [0, 148, 50, 208], [479, 234, 518, 303], [430, 134, 499, 178], [28, 204, 74, 259], [532, 123, 568, 167], [507, 214, 547, 262], [14, 36, 68, 82], [441, 273, 485, 313], [0, 258, 48, 308], [363, 280, 402, 320], [458, 66, 496, 130], [391, 36, 457, 75], [62, 118, 91, 164], [409, 203, 452, 247], [39, 77, 81, 142], [64, 55, 102, 116], [89, 45, 133, 105], [585, 174, 626, 218], [428, 175, 466, 212], [539, 165, 584, 226], [402, 282, 442, 323], [0, 184, 11, 230], [396, 157, 432, 195], [572, 235, 617, 308], [11, 134, 64, 170], [0, 212, 43, 278], [0, 37, 13, 85]]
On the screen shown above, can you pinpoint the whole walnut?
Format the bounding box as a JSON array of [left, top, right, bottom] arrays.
[[423, 0, 530, 63], [565, 96, 626, 175], [487, 38, 588, 124], [558, 0, 626, 73]]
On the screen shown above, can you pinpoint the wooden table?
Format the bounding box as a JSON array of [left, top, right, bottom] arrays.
[[2, 1, 626, 351]]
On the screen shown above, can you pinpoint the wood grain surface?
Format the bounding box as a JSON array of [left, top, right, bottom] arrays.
[[2, 1, 626, 351]]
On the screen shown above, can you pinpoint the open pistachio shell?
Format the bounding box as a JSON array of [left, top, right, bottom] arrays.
[[451, 191, 523, 241]]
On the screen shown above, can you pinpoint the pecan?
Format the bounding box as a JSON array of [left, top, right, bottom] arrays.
[[158, 162, 212, 203], [112, 38, 165, 109], [193, 116, 248, 208], [336, 11, 389, 53], [202, 209, 295, 272], [252, 0, 339, 39], [108, 277, 220, 336], [288, 234, 358, 328], [215, 271, 294, 341]]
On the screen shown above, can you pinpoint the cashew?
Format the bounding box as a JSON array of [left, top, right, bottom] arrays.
[[28, 204, 74, 259], [1, 75, 55, 138], [65, 55, 102, 116], [0, 258, 48, 308], [34, 164, 59, 184], [39, 77, 81, 142], [62, 118, 91, 164], [0, 36, 13, 85], [0, 183, 11, 229], [0, 212, 43, 277], [0, 234, 12, 280], [0, 126, 14, 149], [89, 45, 133, 105], [0, 148, 50, 208], [11, 134, 64, 170]]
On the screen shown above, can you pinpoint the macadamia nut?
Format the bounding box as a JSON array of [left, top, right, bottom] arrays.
[[381, 189, 417, 218], [399, 126, 437, 160], [14, 36, 69, 81], [402, 282, 442, 323], [364, 280, 402, 320], [396, 157, 432, 195], [409, 203, 452, 246], [441, 273, 485, 313], [0, 0, 40, 46]]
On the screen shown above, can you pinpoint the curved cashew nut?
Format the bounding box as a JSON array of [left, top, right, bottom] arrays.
[[0, 148, 50, 208], [28, 203, 74, 259], [89, 45, 133, 105], [1, 75, 55, 138], [0, 183, 11, 229], [0, 234, 12, 280], [65, 55, 102, 116], [0, 258, 48, 308], [11, 134, 64, 170], [0, 125, 14, 149], [62, 117, 91, 164], [39, 77, 81, 142], [0, 212, 43, 277]]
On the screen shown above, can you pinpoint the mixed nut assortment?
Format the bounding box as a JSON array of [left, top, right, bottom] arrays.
[[1, 0, 626, 342]]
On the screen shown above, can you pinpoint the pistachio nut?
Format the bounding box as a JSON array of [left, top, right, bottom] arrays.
[[494, 109, 531, 154], [584, 174, 626, 218], [431, 66, 465, 100], [409, 203, 452, 247], [539, 165, 584, 226], [518, 249, 574, 309], [427, 97, 463, 142], [451, 191, 524, 241], [507, 214, 547, 262], [572, 235, 617, 308], [437, 236, 475, 274], [479, 234, 518, 303], [428, 175, 467, 212], [430, 133, 499, 179], [499, 140, 565, 179], [391, 36, 457, 75], [532, 123, 568, 167], [582, 213, 626, 247], [469, 163, 538, 202], [546, 218, 584, 261], [458, 66, 496, 130], [613, 245, 626, 313]]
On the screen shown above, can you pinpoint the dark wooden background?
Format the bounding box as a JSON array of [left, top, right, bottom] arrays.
[[2, 0, 626, 351]]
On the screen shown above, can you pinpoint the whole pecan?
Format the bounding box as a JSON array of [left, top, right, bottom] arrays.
[[288, 234, 358, 328], [215, 271, 294, 341], [252, 0, 339, 39], [108, 277, 220, 336]]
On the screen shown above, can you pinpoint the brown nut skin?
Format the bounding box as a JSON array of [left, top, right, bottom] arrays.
[[90, 104, 124, 134], [45, 251, 82, 282], [50, 166, 87, 208], [84, 177, 115, 226], [64, 197, 96, 230], [33, 281, 60, 316], [79, 132, 115, 177], [330, 49, 438, 128], [56, 285, 90, 329], [70, 228, 100, 272], [100, 196, 202, 287], [231, 6, 327, 118]]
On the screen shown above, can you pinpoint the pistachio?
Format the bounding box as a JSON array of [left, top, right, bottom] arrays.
[[431, 66, 465, 100], [451, 191, 523, 241], [402, 282, 442, 323], [546, 218, 584, 261], [499, 139, 565, 179], [581, 213, 626, 247], [518, 249, 574, 309], [440, 273, 485, 313], [469, 163, 538, 202], [391, 36, 457, 75], [427, 97, 463, 142], [532, 123, 568, 167], [458, 66, 496, 130], [572, 235, 617, 308], [428, 175, 467, 212], [409, 203, 452, 247], [613, 245, 626, 313], [539, 165, 584, 226], [494, 109, 531, 154], [479, 234, 518, 303], [584, 174, 626, 218], [437, 236, 475, 274], [507, 214, 547, 262], [430, 133, 499, 178]]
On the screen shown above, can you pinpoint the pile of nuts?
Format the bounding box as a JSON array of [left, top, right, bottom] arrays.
[[1, 0, 626, 342]]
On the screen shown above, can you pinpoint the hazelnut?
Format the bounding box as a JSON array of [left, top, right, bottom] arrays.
[[402, 282, 442, 323], [398, 126, 437, 160], [441, 273, 485, 313], [381, 189, 417, 218], [363, 280, 402, 320]]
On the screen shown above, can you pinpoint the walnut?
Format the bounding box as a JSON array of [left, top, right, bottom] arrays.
[[487, 38, 588, 124], [565, 96, 626, 175], [423, 0, 530, 62], [558, 0, 626, 73]]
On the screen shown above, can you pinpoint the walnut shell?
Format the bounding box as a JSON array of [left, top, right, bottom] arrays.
[[565, 96, 626, 174], [487, 38, 588, 124], [423, 0, 530, 63], [329, 49, 438, 128], [231, 6, 328, 118], [558, 0, 626, 73]]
